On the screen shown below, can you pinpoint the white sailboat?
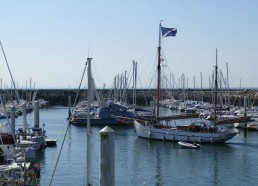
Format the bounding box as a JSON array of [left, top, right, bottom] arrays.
[[134, 23, 238, 143]]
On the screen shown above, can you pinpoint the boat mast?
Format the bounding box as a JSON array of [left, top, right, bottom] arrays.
[[214, 48, 218, 128], [0, 41, 20, 105], [226, 62, 230, 106], [132, 60, 137, 112], [156, 22, 162, 123], [87, 57, 92, 186]]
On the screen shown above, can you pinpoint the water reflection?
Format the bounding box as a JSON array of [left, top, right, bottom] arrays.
[[154, 149, 162, 186], [212, 152, 218, 185]]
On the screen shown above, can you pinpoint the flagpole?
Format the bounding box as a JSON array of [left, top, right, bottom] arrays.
[[159, 21, 162, 48], [157, 21, 176, 124], [156, 22, 162, 123]]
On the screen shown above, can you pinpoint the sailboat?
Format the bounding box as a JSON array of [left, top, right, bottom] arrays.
[[134, 23, 238, 143], [70, 60, 135, 125]]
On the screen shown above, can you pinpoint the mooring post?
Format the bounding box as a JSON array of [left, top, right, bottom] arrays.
[[99, 126, 115, 186], [22, 103, 27, 140], [34, 101, 39, 128], [10, 106, 15, 134]]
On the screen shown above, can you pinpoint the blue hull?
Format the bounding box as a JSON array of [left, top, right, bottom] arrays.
[[72, 117, 133, 125]]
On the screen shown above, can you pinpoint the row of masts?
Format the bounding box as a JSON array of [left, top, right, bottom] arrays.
[[0, 79, 37, 102], [159, 65, 233, 103], [1, 41, 38, 105]]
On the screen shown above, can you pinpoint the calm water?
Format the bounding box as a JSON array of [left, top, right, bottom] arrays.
[[4, 106, 258, 186]]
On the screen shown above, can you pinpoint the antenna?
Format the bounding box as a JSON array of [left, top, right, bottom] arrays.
[[88, 38, 91, 58]]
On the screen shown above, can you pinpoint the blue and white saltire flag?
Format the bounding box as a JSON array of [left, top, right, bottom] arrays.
[[161, 26, 177, 37]]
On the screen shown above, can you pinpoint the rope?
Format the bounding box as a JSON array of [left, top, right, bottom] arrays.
[[116, 134, 137, 186], [48, 121, 70, 186], [70, 60, 88, 120], [49, 60, 88, 185], [0, 41, 20, 103]]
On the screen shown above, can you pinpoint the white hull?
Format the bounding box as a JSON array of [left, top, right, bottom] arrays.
[[234, 122, 245, 128], [134, 120, 238, 143]]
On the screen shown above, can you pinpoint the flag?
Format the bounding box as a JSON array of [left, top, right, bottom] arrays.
[[161, 26, 177, 37]]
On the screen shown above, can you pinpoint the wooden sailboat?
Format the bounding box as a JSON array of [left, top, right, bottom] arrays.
[[134, 23, 238, 143]]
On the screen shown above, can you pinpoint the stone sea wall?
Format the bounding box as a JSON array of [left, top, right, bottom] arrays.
[[35, 89, 258, 107]]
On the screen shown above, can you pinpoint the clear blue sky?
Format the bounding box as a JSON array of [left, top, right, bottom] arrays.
[[1, 0, 258, 89]]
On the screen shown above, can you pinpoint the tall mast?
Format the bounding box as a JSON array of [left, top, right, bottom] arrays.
[[0, 41, 20, 104], [214, 48, 218, 128], [226, 62, 230, 106], [132, 61, 137, 111], [87, 57, 92, 186], [157, 22, 162, 122], [200, 72, 203, 102]]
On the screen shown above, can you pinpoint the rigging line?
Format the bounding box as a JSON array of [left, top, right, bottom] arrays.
[[136, 51, 156, 87], [137, 72, 151, 107], [148, 52, 159, 89], [0, 41, 20, 104], [116, 135, 137, 186], [70, 60, 88, 118], [127, 71, 133, 91], [121, 63, 133, 104], [92, 62, 103, 88], [49, 60, 87, 185], [126, 62, 133, 88], [48, 121, 70, 186], [42, 125, 66, 185], [160, 49, 179, 89], [90, 135, 99, 170]]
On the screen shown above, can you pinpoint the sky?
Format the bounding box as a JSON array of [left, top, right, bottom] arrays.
[[0, 0, 258, 89]]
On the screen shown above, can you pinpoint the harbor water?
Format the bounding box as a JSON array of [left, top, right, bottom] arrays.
[[3, 106, 258, 186]]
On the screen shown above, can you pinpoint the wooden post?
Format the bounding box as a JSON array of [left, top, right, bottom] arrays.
[[10, 106, 15, 134], [22, 103, 27, 140], [99, 126, 115, 186], [34, 101, 39, 128]]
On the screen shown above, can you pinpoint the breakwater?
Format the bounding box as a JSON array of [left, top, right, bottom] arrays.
[[35, 88, 258, 107]]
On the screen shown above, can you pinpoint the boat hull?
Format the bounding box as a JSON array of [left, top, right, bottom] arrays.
[[72, 118, 132, 125], [134, 120, 238, 143]]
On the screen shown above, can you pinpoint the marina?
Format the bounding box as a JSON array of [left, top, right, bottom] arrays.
[[0, 26, 258, 185], [1, 1, 258, 185], [1, 26, 258, 185], [1, 106, 258, 185]]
